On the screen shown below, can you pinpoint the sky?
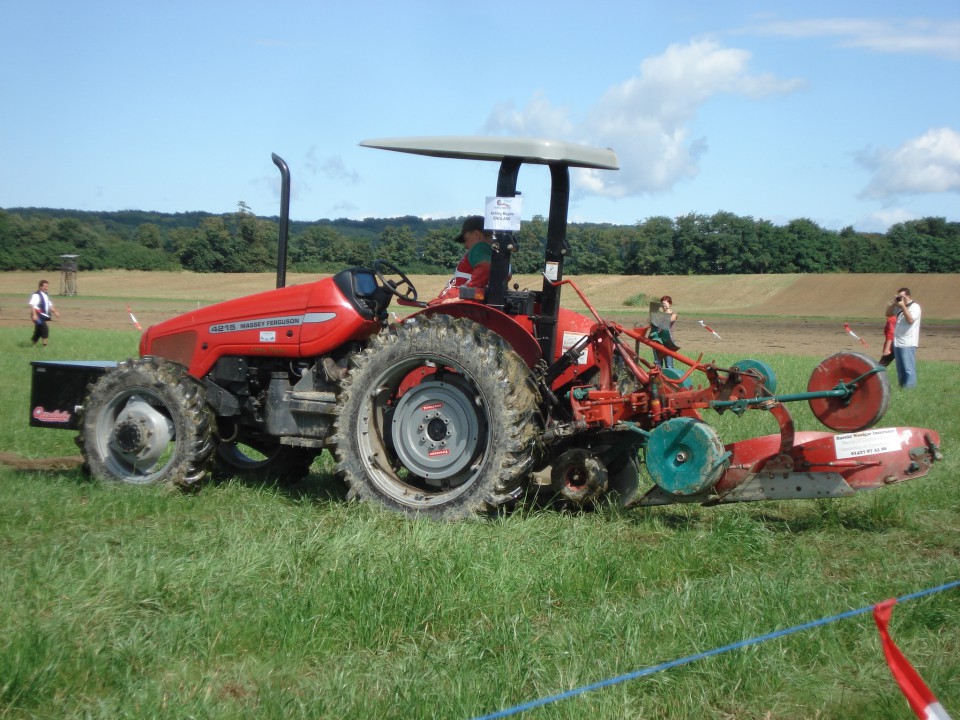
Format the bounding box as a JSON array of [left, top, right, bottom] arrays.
[[2, 1, 958, 233]]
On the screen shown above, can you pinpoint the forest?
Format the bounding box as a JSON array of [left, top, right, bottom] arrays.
[[1, 204, 957, 276]]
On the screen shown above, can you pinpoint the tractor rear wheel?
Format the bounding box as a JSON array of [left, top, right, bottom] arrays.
[[78, 357, 214, 487], [333, 314, 543, 520]]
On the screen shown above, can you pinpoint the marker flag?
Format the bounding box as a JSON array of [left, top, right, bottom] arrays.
[[699, 320, 721, 340], [127, 305, 142, 331], [874, 599, 952, 720], [844, 322, 870, 348]]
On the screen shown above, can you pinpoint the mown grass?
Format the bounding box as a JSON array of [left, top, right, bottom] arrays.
[[1, 327, 958, 719]]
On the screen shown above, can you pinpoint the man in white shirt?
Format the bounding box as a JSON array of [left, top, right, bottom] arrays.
[[28, 279, 60, 347], [885, 287, 921, 388]]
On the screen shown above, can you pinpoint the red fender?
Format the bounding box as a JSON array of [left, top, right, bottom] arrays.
[[413, 301, 542, 368]]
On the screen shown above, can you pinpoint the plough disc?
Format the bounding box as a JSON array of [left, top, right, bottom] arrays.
[[807, 352, 890, 432], [645, 417, 729, 496]]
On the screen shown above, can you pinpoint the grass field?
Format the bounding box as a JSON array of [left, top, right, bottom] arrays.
[[1, 282, 959, 718]]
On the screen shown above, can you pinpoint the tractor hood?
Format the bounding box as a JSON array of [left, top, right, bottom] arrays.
[[139, 273, 381, 379], [143, 283, 317, 342]]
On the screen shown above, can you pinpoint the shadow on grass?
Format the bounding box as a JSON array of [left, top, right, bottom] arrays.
[[0, 454, 913, 534], [0, 452, 350, 506], [750, 495, 907, 534], [608, 493, 909, 535], [210, 468, 350, 506]]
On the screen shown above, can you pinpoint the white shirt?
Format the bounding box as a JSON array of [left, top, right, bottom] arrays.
[[29, 290, 53, 320], [894, 301, 921, 348]]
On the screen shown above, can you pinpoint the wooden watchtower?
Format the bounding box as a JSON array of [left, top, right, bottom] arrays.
[[59, 254, 79, 296]]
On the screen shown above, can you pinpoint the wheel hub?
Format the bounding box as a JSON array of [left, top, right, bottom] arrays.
[[390, 378, 482, 482], [550, 449, 608, 506], [426, 417, 448, 442], [109, 396, 175, 467], [113, 419, 146, 454]]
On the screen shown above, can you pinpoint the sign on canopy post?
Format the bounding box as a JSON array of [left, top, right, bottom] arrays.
[[484, 196, 522, 232]]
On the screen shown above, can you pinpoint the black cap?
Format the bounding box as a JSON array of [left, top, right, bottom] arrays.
[[454, 215, 486, 243]]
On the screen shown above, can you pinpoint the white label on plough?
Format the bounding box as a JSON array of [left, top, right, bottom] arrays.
[[561, 331, 590, 365], [834, 427, 904, 459]]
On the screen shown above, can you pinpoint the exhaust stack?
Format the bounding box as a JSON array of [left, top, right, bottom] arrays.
[[272, 153, 290, 289]]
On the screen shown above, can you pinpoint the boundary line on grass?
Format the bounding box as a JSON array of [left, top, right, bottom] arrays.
[[471, 579, 960, 720]]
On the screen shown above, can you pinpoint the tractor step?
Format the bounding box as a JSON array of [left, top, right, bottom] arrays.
[[288, 390, 338, 415]]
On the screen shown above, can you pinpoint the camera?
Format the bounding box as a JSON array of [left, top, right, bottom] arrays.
[[893, 296, 902, 303]]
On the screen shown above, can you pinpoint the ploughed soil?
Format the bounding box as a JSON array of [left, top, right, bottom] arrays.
[[0, 453, 83, 471], [651, 316, 960, 363]]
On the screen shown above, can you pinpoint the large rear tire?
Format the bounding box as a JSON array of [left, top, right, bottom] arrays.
[[333, 314, 543, 520], [78, 357, 214, 487]]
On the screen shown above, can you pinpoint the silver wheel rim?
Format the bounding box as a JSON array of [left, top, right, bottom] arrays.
[[356, 358, 489, 509], [94, 387, 177, 484]]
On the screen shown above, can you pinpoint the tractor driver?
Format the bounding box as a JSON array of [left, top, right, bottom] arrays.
[[434, 215, 493, 302]]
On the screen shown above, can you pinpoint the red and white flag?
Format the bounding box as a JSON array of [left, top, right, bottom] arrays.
[[874, 599, 952, 720], [844, 322, 870, 348], [127, 305, 142, 331], [698, 320, 721, 340]]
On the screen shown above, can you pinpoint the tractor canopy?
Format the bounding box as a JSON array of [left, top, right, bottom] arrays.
[[359, 136, 619, 169], [360, 136, 620, 361]]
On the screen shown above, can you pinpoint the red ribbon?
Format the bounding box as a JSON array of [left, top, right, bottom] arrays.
[[873, 599, 952, 719]]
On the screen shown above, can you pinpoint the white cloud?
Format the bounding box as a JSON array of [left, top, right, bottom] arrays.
[[303, 146, 359, 184], [857, 127, 960, 200], [746, 18, 960, 62], [320, 155, 360, 184], [856, 207, 920, 233], [330, 200, 359, 214], [579, 40, 804, 198], [483, 40, 803, 200], [481, 91, 574, 138]]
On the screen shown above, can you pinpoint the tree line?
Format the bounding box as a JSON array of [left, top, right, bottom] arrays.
[[1, 204, 957, 276]]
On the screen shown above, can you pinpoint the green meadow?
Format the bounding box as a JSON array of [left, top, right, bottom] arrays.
[[1, 326, 958, 719]]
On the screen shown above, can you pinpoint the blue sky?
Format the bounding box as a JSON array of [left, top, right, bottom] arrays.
[[2, 1, 958, 233]]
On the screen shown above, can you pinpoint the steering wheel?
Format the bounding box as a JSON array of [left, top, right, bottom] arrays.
[[372, 259, 418, 302]]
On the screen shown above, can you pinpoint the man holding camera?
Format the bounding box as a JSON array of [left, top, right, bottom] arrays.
[[885, 287, 921, 388]]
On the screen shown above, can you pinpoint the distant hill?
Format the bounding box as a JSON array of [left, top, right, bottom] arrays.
[[2, 207, 958, 276]]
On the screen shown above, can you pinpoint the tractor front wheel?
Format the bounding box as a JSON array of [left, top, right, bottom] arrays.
[[78, 357, 214, 487], [333, 314, 543, 520]]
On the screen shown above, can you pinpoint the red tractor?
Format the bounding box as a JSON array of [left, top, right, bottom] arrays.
[[30, 137, 942, 519]]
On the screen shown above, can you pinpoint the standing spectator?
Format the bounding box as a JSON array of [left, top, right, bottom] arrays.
[[650, 295, 679, 369], [28, 279, 60, 347], [878, 314, 896, 367], [885, 287, 921, 388]]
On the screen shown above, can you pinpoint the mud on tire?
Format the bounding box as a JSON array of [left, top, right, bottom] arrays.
[[78, 357, 214, 487], [333, 314, 543, 520]]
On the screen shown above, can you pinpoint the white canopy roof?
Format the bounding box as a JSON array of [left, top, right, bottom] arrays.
[[359, 136, 619, 170]]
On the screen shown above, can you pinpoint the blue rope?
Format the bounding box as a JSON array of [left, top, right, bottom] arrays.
[[472, 579, 960, 720]]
